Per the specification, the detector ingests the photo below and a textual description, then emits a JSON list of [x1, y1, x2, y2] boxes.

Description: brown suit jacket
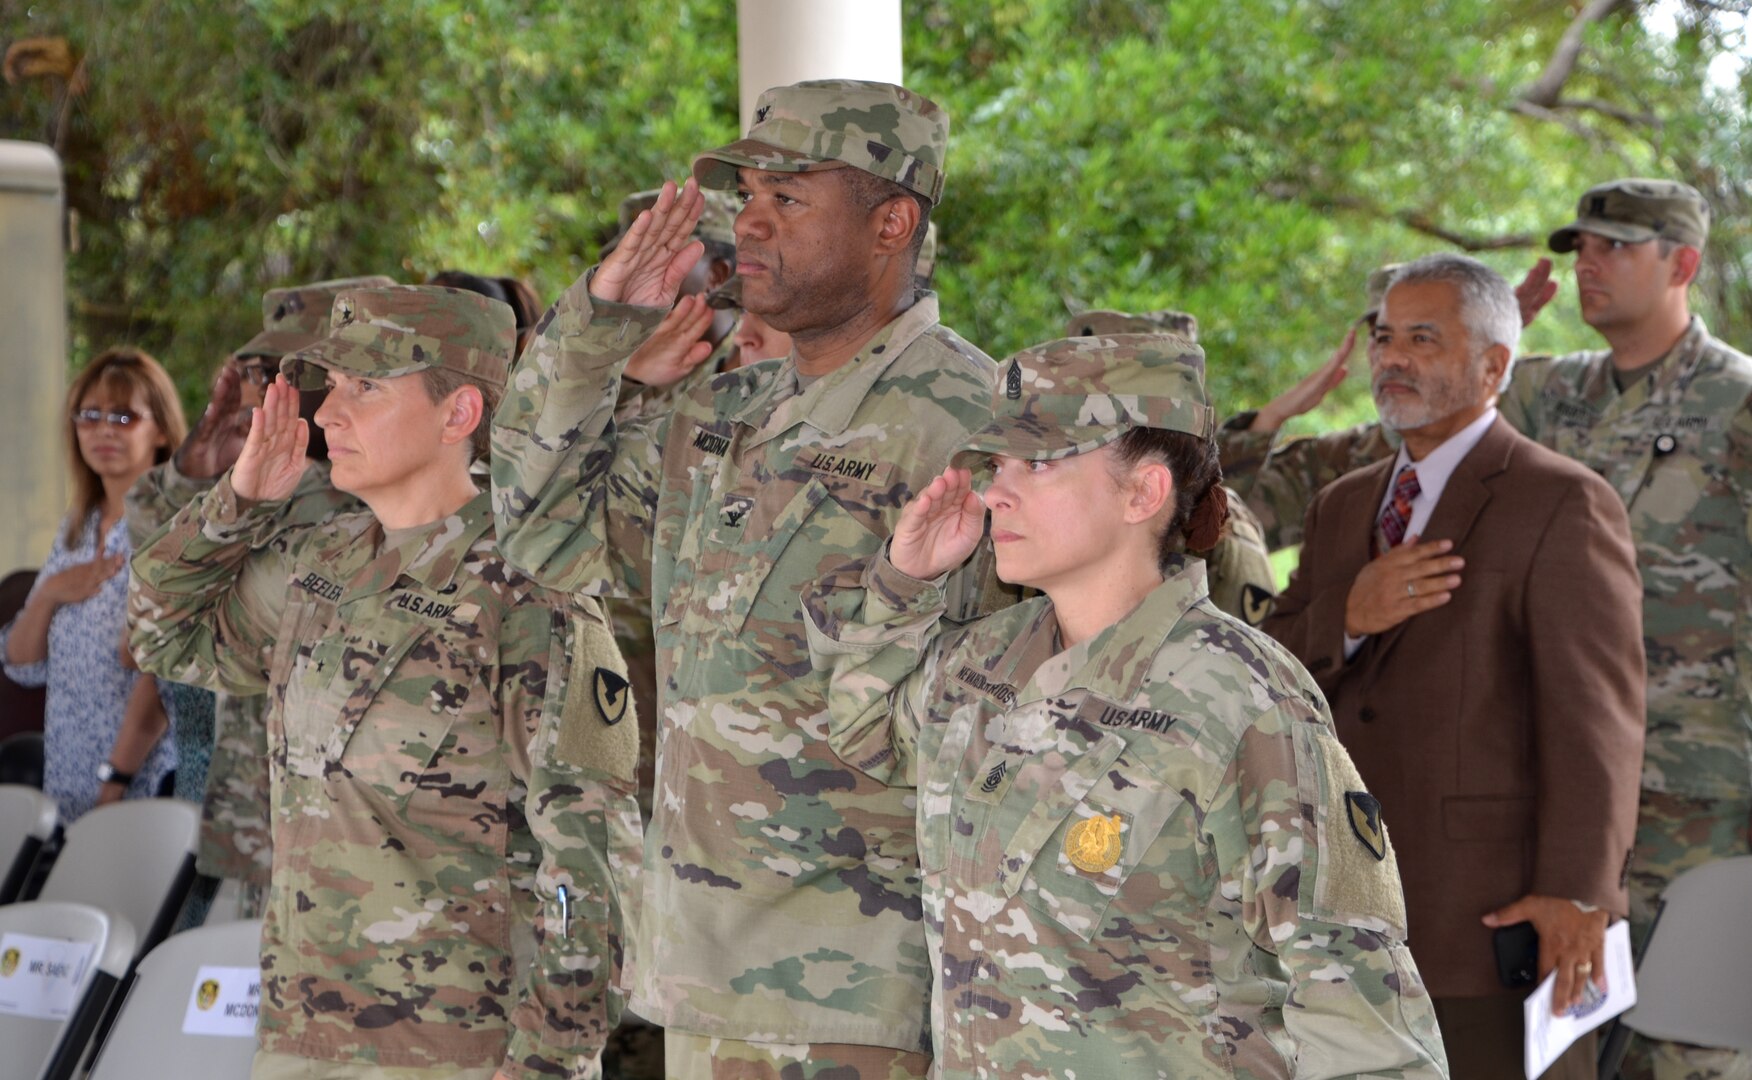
[[1264, 416, 1645, 998]]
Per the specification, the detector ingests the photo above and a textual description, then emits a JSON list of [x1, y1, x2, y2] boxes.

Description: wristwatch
[[95, 762, 135, 786]]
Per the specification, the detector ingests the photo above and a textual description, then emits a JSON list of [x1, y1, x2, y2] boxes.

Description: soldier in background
[[492, 80, 1010, 1077], [803, 334, 1445, 1078], [131, 285, 638, 1080], [126, 276, 386, 916], [1068, 307, 1278, 623], [1505, 181, 1751, 1080]]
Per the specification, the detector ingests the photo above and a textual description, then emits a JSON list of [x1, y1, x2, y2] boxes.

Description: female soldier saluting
[[130, 286, 638, 1080], [804, 334, 1448, 1078]]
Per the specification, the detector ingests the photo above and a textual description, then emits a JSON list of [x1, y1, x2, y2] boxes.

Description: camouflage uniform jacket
[[129, 482, 640, 1079], [1219, 414, 1397, 552], [803, 552, 1446, 1078], [1501, 316, 1752, 800], [127, 457, 358, 883], [491, 277, 1007, 1049]]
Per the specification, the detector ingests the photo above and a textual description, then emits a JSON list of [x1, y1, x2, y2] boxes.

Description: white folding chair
[[37, 798, 198, 961], [0, 899, 136, 1080], [1616, 855, 1752, 1053], [0, 784, 57, 904], [87, 918, 262, 1080]]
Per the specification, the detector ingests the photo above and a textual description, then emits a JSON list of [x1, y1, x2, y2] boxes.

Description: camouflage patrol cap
[[1065, 309, 1199, 343], [282, 285, 515, 391], [1363, 263, 1403, 319], [1549, 178, 1710, 253], [604, 188, 740, 257], [953, 334, 1214, 468], [705, 274, 743, 312], [235, 275, 397, 359], [692, 79, 949, 206]]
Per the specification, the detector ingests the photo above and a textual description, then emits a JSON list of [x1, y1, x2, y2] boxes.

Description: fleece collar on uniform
[[730, 293, 942, 442], [991, 556, 1211, 708]]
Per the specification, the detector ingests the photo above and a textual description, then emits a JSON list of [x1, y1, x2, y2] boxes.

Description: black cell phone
[[1493, 922, 1540, 988]]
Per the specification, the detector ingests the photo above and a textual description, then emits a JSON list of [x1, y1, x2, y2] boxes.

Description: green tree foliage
[[3, 0, 1747, 428]]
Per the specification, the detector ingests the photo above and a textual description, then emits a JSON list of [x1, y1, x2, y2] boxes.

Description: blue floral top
[[0, 512, 177, 821]]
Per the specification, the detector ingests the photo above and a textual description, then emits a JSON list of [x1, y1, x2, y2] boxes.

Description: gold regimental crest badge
[[1064, 812, 1125, 874]]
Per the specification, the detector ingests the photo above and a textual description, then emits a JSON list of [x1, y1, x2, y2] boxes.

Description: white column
[[736, 0, 904, 134], [0, 141, 68, 577]]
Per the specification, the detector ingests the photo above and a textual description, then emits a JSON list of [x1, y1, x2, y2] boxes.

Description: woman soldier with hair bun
[[804, 334, 1448, 1078]]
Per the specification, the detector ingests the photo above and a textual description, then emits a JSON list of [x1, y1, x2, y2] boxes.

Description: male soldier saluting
[[491, 81, 1006, 1077]]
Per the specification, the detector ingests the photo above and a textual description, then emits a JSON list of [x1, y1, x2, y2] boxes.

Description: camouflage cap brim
[[705, 274, 743, 311], [281, 337, 430, 391], [235, 327, 325, 361], [950, 392, 1215, 471], [693, 140, 843, 192], [1548, 218, 1662, 253], [950, 424, 1130, 472]]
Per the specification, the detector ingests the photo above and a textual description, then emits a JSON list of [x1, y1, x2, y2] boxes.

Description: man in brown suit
[[1265, 252, 1645, 1079]]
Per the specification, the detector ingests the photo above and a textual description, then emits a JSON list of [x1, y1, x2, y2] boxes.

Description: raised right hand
[[589, 178, 706, 308], [890, 467, 986, 580], [624, 294, 716, 387], [230, 375, 309, 502], [174, 359, 252, 479], [1250, 325, 1358, 433]]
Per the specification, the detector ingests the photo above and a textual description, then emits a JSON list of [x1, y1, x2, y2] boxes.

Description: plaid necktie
[[1375, 466, 1421, 554]]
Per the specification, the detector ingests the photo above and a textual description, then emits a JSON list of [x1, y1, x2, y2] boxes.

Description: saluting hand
[[1515, 257, 1558, 329], [624, 294, 717, 387], [590, 178, 706, 308], [1344, 535, 1463, 637], [175, 358, 252, 479], [1250, 325, 1358, 434], [230, 375, 309, 503], [890, 467, 986, 581]]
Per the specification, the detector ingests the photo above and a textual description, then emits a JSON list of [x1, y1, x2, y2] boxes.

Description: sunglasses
[[72, 408, 150, 428]]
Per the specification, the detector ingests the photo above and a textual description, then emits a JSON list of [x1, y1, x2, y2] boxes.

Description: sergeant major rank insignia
[[593, 668, 629, 726], [1005, 359, 1023, 400]]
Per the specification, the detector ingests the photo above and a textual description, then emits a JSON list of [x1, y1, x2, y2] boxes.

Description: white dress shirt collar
[[1376, 407, 1499, 541]]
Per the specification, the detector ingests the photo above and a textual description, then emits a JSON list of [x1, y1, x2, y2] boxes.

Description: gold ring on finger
[[1575, 961, 1593, 976]]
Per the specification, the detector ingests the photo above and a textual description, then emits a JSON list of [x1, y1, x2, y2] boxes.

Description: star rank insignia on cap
[[1346, 791, 1387, 861], [593, 667, 629, 726]]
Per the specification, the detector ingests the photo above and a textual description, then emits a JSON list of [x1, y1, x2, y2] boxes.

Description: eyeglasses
[[72, 408, 149, 428]]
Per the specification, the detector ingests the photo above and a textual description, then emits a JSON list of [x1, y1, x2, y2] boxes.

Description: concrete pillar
[[736, 0, 904, 134], [0, 141, 68, 576]]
